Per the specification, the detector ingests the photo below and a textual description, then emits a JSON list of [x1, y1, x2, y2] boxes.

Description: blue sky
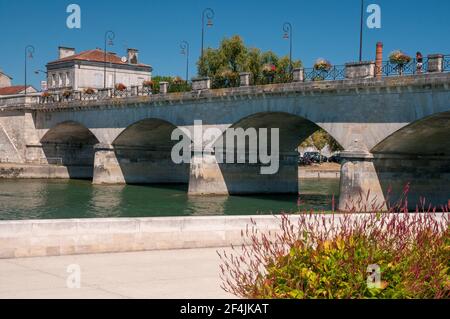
[[0, 0, 449, 89]]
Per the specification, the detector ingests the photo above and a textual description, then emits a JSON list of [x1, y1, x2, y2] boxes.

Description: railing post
[[345, 61, 376, 79], [239, 72, 251, 87], [159, 81, 169, 94], [191, 77, 211, 91], [292, 68, 304, 82], [427, 54, 444, 73]]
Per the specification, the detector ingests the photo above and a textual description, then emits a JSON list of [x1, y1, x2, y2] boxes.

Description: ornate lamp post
[[201, 8, 214, 60], [104, 31, 115, 89], [359, 0, 364, 61], [282, 22, 293, 73], [24, 45, 35, 97], [180, 41, 190, 83]]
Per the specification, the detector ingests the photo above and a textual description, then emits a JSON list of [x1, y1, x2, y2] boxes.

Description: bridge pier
[[92, 144, 125, 184], [188, 151, 299, 195], [339, 151, 450, 211], [338, 151, 386, 212], [92, 144, 189, 185]]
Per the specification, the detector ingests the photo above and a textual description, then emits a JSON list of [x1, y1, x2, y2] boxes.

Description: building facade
[[46, 47, 152, 92]]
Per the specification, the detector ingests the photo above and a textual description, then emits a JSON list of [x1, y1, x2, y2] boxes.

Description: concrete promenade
[[0, 247, 234, 299]]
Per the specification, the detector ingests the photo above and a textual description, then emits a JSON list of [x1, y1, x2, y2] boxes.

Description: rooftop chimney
[[127, 48, 139, 64], [58, 47, 75, 59], [375, 42, 383, 79]]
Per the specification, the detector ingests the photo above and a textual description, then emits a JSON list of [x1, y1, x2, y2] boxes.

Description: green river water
[[0, 179, 339, 220]]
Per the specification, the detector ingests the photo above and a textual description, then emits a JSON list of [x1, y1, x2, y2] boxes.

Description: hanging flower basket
[[314, 58, 332, 71], [84, 88, 95, 95], [41, 92, 51, 98], [115, 83, 127, 91], [389, 51, 411, 75], [262, 64, 276, 75], [172, 76, 184, 85], [142, 80, 153, 88], [389, 50, 412, 65], [62, 90, 72, 98]]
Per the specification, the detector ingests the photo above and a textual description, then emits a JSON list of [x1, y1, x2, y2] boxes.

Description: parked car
[[328, 153, 342, 163], [298, 156, 312, 166], [303, 152, 328, 163]]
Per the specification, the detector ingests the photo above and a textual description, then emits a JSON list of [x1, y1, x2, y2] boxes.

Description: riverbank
[[2, 213, 446, 259], [1, 162, 341, 180], [299, 162, 340, 179], [0, 163, 90, 179]]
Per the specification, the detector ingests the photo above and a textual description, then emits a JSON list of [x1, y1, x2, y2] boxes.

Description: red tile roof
[[0, 86, 29, 95], [47, 49, 149, 67]]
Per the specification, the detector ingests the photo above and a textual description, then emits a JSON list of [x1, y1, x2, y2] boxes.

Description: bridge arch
[[40, 121, 100, 179], [188, 111, 343, 196], [110, 118, 190, 184], [369, 111, 450, 208], [222, 111, 340, 152], [371, 111, 450, 156]]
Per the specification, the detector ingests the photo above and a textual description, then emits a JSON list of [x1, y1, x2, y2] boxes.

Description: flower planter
[[389, 51, 412, 76]]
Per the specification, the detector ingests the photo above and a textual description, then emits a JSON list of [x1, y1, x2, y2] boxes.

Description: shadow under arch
[[208, 111, 342, 195], [40, 121, 100, 179], [111, 118, 191, 185], [370, 111, 450, 209]]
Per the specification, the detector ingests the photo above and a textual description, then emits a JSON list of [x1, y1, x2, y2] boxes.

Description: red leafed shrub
[[218, 190, 450, 299]]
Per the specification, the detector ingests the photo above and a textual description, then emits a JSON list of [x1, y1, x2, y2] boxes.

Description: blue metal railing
[[303, 65, 346, 82], [444, 55, 450, 72]]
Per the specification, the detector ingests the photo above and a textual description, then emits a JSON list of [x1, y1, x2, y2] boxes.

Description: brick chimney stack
[[375, 42, 383, 79]]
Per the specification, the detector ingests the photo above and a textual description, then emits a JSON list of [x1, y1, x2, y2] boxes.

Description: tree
[[151, 75, 191, 93], [300, 129, 343, 153], [197, 35, 302, 87]]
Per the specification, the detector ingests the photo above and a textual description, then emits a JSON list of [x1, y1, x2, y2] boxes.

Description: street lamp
[[283, 22, 293, 73], [180, 41, 190, 83], [359, 0, 364, 61], [201, 8, 214, 60], [34, 69, 47, 75], [104, 30, 115, 89], [24, 45, 35, 97]]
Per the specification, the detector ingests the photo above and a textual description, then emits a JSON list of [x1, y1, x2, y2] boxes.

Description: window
[[66, 72, 70, 86]]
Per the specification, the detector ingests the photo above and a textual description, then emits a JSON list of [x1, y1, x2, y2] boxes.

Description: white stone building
[[45, 47, 152, 92]]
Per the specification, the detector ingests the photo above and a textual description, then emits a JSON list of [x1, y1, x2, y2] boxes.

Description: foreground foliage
[[218, 208, 449, 299]]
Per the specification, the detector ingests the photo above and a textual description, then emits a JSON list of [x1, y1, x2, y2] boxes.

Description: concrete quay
[[0, 247, 234, 299]]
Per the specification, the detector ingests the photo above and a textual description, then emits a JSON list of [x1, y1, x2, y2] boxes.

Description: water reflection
[[187, 195, 228, 216], [0, 179, 340, 220], [87, 185, 125, 218]]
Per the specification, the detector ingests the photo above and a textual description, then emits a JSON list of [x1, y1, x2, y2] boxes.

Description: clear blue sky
[[0, 0, 449, 89]]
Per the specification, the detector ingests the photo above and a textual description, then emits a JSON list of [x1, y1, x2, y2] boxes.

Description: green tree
[[197, 35, 302, 87], [300, 129, 343, 153], [151, 75, 191, 94]]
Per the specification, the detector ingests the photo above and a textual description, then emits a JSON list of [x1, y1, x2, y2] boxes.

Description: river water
[[0, 179, 339, 220]]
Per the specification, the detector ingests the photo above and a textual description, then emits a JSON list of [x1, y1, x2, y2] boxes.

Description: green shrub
[[218, 212, 449, 299]]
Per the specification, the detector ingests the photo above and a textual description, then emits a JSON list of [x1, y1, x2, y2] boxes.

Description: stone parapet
[[345, 61, 376, 79], [292, 68, 304, 82], [428, 54, 444, 73], [1, 214, 446, 258], [192, 77, 211, 91]]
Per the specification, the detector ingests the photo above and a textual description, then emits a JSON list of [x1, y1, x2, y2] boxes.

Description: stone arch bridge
[[1, 73, 449, 211]]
